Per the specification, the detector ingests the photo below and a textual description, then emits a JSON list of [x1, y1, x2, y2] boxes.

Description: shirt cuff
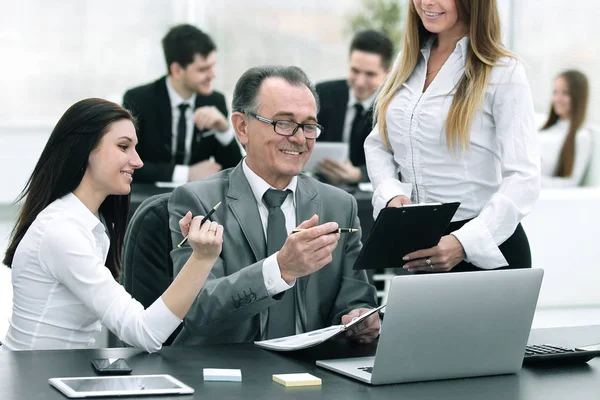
[[213, 126, 235, 146], [262, 252, 295, 296], [451, 217, 508, 269], [372, 178, 413, 219], [172, 165, 190, 183], [146, 297, 183, 343]]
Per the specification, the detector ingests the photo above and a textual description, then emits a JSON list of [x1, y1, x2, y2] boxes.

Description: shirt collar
[[242, 158, 297, 207], [348, 87, 377, 112], [165, 76, 197, 110], [421, 35, 470, 61], [60, 193, 105, 232]]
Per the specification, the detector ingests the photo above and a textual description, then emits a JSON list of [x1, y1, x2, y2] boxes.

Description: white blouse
[[2, 193, 181, 351], [539, 119, 592, 188], [364, 37, 541, 269]]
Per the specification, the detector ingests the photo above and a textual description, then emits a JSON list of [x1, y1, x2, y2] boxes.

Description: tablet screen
[[49, 374, 194, 397]]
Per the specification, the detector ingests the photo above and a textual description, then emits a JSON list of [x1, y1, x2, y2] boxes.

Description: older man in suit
[[168, 66, 379, 346], [123, 24, 242, 184], [316, 30, 393, 184]]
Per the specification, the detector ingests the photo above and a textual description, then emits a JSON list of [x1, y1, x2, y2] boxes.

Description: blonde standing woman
[[364, 0, 541, 273]]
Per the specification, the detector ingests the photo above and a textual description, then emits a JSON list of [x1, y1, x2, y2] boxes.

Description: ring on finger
[[425, 258, 432, 267]]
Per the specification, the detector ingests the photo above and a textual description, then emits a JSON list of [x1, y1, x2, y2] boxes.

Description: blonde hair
[[374, 0, 514, 152]]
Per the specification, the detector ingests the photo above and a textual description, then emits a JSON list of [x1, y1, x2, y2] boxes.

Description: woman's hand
[[387, 195, 412, 207], [179, 212, 223, 262], [402, 235, 465, 273]]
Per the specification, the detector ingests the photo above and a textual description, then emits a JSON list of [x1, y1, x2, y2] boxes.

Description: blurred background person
[[365, 0, 540, 273], [539, 70, 592, 188], [315, 29, 393, 185], [123, 24, 242, 184]]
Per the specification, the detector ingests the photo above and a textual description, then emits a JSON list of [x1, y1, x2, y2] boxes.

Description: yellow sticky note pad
[[273, 373, 322, 387]]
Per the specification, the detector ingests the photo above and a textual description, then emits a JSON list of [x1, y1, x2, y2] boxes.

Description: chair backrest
[[122, 192, 180, 345]]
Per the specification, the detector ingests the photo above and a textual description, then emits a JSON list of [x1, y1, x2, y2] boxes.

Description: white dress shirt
[[539, 120, 592, 188], [342, 88, 377, 144], [165, 78, 236, 183], [364, 36, 541, 269], [2, 193, 181, 351], [242, 159, 297, 296]]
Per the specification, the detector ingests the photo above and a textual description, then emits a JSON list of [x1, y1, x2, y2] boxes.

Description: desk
[[2, 326, 600, 400]]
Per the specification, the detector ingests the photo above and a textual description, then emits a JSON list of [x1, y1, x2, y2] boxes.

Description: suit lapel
[[227, 165, 267, 261], [329, 81, 350, 142], [156, 77, 174, 156], [294, 175, 321, 330]]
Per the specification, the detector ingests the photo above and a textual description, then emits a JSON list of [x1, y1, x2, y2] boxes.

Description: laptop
[[317, 269, 544, 385]]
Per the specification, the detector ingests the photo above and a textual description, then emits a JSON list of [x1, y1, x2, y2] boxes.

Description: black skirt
[[446, 220, 531, 272]]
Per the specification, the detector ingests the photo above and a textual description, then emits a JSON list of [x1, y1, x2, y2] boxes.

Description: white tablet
[[303, 141, 349, 173], [48, 374, 194, 398]]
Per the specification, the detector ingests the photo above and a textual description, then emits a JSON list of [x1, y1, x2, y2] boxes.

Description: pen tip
[[214, 201, 222, 209]]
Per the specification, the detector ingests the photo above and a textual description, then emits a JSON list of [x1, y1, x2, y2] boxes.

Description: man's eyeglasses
[[248, 112, 323, 139]]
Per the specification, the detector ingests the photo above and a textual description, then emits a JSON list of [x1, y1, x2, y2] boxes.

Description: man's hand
[[277, 215, 340, 284], [316, 159, 362, 184], [188, 160, 222, 181], [193, 106, 229, 132], [386, 195, 412, 208], [341, 308, 381, 343]]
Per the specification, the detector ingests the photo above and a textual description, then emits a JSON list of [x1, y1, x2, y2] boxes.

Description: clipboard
[[353, 202, 460, 270]]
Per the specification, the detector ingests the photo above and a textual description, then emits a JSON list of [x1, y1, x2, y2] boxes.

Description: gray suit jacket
[[168, 162, 377, 346]]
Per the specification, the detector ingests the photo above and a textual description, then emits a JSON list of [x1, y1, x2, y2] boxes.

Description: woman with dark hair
[[540, 70, 592, 187], [2, 98, 222, 352]]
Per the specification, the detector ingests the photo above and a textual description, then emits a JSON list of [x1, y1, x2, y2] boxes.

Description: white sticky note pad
[[273, 373, 322, 387], [203, 368, 242, 382]]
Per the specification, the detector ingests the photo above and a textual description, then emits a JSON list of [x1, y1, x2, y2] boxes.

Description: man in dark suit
[[123, 24, 242, 184], [168, 66, 379, 346], [316, 30, 393, 184]]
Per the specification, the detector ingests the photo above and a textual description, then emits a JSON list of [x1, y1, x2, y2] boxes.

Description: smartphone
[[91, 358, 132, 375]]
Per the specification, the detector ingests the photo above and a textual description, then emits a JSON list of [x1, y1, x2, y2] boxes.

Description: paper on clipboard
[[254, 304, 385, 351]]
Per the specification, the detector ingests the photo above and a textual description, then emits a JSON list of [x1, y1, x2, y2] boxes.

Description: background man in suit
[[168, 66, 379, 346], [315, 30, 394, 184], [123, 24, 242, 184]]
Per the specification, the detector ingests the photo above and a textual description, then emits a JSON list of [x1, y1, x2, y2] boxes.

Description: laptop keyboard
[[358, 366, 373, 374]]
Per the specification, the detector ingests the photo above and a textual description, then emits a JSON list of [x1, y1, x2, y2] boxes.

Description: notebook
[[353, 202, 460, 270]]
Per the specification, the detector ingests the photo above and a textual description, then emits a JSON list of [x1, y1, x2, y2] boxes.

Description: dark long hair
[[4, 98, 134, 279], [541, 70, 589, 177]]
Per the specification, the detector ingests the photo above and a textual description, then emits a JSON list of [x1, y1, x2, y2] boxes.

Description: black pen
[[177, 201, 222, 248], [291, 228, 358, 234]]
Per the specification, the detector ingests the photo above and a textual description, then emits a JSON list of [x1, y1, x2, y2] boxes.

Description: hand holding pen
[[177, 211, 223, 261], [177, 201, 222, 248]]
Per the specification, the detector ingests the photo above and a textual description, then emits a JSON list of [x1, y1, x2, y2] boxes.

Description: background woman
[[539, 70, 592, 187], [2, 98, 222, 351], [365, 0, 540, 273]]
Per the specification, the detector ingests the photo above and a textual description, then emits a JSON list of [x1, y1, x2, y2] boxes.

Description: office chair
[[121, 192, 181, 346]]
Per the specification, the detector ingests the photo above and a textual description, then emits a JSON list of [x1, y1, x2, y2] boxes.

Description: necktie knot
[[178, 103, 189, 113], [263, 189, 291, 209], [353, 103, 364, 115]]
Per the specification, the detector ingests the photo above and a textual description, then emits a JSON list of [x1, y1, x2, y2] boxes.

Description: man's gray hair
[[232, 66, 320, 115]]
